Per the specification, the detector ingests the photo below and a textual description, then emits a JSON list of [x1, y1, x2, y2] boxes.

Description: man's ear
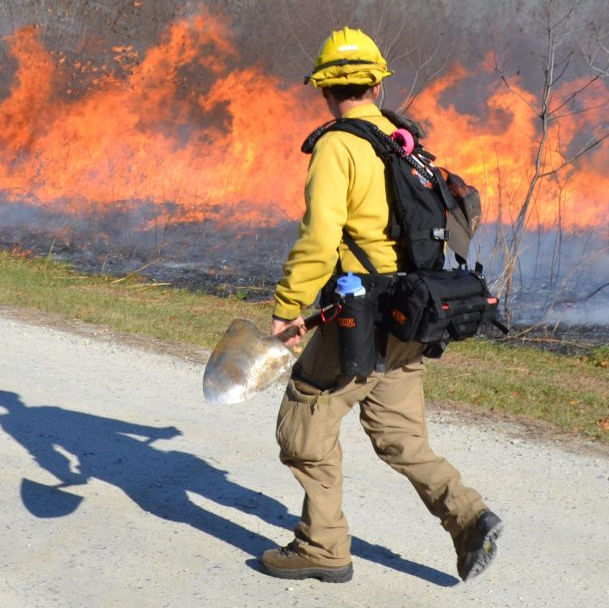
[[371, 84, 381, 99]]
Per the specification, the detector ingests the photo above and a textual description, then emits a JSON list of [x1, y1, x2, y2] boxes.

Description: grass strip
[[1, 251, 607, 443], [0, 251, 270, 347], [426, 339, 609, 442]]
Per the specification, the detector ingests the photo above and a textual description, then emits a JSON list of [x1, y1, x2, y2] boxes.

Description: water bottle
[[335, 272, 366, 298], [334, 272, 376, 376]]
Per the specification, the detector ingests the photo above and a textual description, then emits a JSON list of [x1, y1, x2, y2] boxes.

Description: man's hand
[[271, 316, 306, 348]]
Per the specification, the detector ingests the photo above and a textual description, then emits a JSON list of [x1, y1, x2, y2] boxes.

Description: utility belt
[[322, 231, 507, 376]]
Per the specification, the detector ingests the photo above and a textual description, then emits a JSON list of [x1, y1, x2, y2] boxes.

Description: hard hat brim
[[306, 63, 393, 88]]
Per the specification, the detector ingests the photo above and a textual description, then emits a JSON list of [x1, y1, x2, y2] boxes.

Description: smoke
[[469, 225, 609, 325], [2, 1, 608, 95], [0, 192, 299, 296]]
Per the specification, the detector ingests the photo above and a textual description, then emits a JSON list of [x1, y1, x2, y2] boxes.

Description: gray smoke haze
[[470, 225, 609, 326], [3, 1, 608, 102]]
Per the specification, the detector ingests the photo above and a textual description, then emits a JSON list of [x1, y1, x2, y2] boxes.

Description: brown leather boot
[[260, 541, 353, 583]]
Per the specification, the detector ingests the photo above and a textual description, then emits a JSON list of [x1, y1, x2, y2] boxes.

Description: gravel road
[[1, 312, 608, 608]]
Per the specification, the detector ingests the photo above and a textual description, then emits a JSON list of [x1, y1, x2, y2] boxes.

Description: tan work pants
[[275, 323, 487, 566]]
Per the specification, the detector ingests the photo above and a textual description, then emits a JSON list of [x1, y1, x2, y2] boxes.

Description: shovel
[[202, 303, 341, 405]]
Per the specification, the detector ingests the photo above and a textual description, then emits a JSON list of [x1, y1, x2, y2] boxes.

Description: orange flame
[[1, 12, 607, 232], [0, 12, 325, 225], [409, 61, 609, 230]]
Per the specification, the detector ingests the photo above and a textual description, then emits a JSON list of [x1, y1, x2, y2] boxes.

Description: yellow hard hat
[[304, 27, 392, 88]]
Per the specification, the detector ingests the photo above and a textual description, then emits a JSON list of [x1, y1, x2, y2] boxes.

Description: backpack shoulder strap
[[341, 229, 378, 274], [301, 119, 337, 153], [301, 117, 394, 158]]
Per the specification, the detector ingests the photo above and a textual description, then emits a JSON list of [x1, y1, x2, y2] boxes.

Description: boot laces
[[278, 540, 300, 557]]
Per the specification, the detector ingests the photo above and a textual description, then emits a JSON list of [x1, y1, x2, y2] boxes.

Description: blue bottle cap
[[336, 272, 363, 295]]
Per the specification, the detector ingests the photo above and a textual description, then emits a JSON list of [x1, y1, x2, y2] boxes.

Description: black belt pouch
[[336, 293, 377, 376], [385, 270, 497, 345], [383, 273, 428, 343]]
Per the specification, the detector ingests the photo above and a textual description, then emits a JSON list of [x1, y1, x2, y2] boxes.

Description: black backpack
[[301, 109, 481, 272]]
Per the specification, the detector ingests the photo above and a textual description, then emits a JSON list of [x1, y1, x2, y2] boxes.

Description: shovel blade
[[203, 319, 295, 405]]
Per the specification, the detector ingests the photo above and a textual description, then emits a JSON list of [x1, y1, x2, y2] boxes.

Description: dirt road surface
[[1, 313, 608, 608]]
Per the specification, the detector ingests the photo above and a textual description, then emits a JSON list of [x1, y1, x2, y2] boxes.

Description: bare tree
[[585, 19, 609, 76], [491, 0, 609, 302]]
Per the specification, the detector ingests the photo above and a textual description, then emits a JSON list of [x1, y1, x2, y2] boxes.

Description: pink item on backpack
[[391, 128, 415, 155]]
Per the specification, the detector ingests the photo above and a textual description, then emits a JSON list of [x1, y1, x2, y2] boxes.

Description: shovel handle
[[276, 303, 342, 342]]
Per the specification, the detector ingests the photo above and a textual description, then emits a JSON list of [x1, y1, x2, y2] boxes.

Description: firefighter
[[260, 27, 503, 583]]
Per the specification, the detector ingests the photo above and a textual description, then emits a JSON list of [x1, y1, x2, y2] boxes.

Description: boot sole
[[261, 561, 353, 583], [461, 519, 504, 582]]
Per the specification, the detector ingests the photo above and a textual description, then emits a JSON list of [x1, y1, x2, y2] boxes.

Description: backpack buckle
[[431, 228, 449, 241]]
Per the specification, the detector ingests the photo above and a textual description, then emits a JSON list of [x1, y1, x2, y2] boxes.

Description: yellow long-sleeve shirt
[[273, 103, 402, 320]]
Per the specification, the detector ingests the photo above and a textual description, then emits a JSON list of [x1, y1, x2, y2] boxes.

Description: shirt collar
[[341, 103, 383, 120]]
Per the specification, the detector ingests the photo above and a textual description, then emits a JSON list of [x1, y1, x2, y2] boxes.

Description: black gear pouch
[[321, 273, 392, 377], [383, 274, 428, 343], [384, 269, 504, 356], [336, 292, 377, 376]]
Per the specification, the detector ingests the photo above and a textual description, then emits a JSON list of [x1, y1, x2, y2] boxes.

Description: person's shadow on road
[[0, 390, 458, 586]]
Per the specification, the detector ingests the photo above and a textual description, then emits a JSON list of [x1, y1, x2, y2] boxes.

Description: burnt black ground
[[1, 211, 608, 352]]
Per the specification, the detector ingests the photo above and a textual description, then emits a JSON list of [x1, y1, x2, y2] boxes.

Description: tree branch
[[538, 131, 609, 178]]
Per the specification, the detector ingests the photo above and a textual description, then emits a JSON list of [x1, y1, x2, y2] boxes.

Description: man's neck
[[337, 97, 375, 117]]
